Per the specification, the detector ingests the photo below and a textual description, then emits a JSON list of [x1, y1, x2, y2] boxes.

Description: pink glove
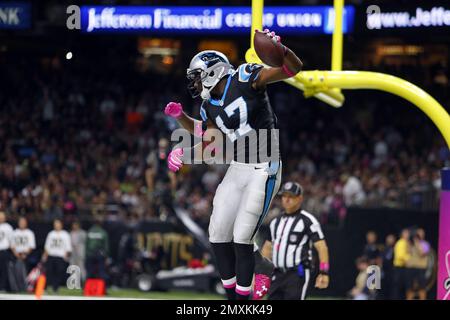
[[165, 102, 183, 119], [258, 28, 292, 75], [167, 148, 184, 172], [256, 28, 282, 45]]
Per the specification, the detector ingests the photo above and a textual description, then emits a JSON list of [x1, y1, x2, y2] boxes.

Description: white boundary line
[[0, 293, 147, 300]]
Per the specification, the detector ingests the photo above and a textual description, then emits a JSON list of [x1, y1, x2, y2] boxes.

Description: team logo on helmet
[[199, 52, 225, 67]]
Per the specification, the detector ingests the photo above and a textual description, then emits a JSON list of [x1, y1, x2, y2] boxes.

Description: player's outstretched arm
[[252, 29, 303, 90], [165, 102, 202, 136], [167, 141, 206, 172]]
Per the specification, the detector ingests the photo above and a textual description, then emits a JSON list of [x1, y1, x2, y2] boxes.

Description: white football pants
[[209, 160, 282, 244]]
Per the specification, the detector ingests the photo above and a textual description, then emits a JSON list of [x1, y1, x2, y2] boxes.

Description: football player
[[164, 29, 303, 300]]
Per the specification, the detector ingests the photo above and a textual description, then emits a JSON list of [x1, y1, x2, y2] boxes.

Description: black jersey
[[200, 63, 279, 164]]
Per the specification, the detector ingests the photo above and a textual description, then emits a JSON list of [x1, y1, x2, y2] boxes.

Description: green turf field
[[47, 287, 225, 300], [41, 288, 340, 300]]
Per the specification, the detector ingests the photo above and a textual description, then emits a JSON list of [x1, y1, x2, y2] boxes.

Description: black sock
[[211, 242, 236, 300], [254, 249, 274, 276], [234, 243, 254, 300], [236, 290, 251, 300], [224, 287, 237, 300]]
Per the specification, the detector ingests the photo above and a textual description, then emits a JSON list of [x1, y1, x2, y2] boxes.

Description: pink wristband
[[194, 122, 204, 137], [320, 262, 330, 272], [282, 44, 288, 56], [282, 64, 296, 77]]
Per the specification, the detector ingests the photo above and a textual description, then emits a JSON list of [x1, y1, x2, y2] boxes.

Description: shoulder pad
[[237, 63, 263, 83]]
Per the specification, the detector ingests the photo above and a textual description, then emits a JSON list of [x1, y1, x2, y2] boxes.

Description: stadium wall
[[23, 207, 438, 298]]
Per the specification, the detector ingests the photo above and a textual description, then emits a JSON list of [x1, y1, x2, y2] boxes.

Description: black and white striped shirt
[[269, 209, 324, 269]]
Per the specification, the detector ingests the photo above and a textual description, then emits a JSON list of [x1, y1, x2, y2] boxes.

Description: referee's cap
[[278, 182, 303, 196]]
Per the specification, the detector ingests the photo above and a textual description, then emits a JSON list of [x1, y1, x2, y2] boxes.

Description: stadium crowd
[[0, 49, 448, 229], [350, 228, 433, 300]]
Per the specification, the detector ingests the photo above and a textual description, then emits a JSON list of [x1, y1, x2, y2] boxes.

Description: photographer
[[405, 228, 430, 300], [392, 229, 410, 299], [145, 138, 177, 216]]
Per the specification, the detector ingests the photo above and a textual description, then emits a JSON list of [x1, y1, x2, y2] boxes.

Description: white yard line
[[0, 293, 147, 300]]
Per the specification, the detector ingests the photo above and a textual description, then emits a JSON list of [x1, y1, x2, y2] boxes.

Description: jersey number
[[215, 97, 252, 142]]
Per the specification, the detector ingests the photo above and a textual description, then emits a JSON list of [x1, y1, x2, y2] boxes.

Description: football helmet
[[186, 50, 234, 100]]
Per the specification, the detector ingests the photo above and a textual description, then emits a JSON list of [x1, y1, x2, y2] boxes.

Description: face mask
[[200, 87, 211, 100]]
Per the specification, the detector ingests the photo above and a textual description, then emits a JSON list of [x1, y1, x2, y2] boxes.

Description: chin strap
[[200, 88, 211, 100]]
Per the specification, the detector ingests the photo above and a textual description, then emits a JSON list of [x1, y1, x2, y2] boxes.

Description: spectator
[[373, 134, 388, 167], [70, 221, 87, 282], [341, 174, 366, 206], [381, 234, 396, 299], [99, 93, 117, 115], [0, 212, 13, 292], [392, 229, 410, 299], [44, 195, 64, 223], [115, 224, 138, 288], [405, 228, 430, 300], [42, 219, 72, 293], [85, 217, 109, 282], [349, 257, 370, 300], [362, 231, 381, 265], [146, 138, 177, 214], [0, 49, 446, 227]]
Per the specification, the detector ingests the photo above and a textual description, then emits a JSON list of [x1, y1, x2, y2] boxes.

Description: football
[[253, 30, 285, 67]]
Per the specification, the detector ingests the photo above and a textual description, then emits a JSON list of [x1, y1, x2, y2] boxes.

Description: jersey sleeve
[[304, 212, 325, 243], [9, 230, 17, 249], [65, 232, 72, 253], [7, 224, 13, 242], [44, 232, 51, 252], [29, 231, 36, 250], [237, 63, 264, 91]]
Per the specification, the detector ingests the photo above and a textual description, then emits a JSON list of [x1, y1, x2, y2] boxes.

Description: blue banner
[[0, 2, 31, 29], [80, 6, 355, 34]]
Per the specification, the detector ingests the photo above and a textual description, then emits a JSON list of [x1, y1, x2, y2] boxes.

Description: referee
[[261, 182, 330, 300]]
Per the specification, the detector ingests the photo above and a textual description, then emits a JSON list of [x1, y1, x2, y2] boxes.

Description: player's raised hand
[[165, 102, 183, 119], [259, 28, 281, 45], [253, 28, 302, 85], [167, 148, 184, 172]]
